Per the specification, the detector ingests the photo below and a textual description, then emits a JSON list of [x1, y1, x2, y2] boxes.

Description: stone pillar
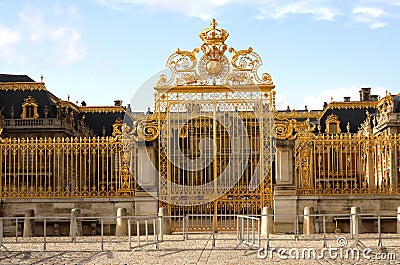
[[350, 207, 362, 237], [261, 207, 273, 235], [135, 143, 158, 234], [69, 208, 82, 237], [115, 208, 128, 236], [397, 206, 400, 234], [158, 207, 170, 240], [273, 141, 297, 233], [137, 144, 157, 191], [23, 209, 35, 237], [303, 206, 315, 234]]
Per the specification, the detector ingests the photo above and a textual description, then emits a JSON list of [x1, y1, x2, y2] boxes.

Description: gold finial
[[199, 19, 229, 46], [210, 18, 217, 29], [199, 19, 229, 57]]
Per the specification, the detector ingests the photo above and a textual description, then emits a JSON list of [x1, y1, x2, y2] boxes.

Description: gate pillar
[[135, 143, 158, 217], [273, 140, 297, 233]]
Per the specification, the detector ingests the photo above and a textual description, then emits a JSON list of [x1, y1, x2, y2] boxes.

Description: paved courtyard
[[1, 233, 400, 264]]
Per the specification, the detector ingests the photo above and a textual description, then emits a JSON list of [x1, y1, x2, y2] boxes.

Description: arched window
[[21, 96, 39, 119], [325, 114, 341, 134]]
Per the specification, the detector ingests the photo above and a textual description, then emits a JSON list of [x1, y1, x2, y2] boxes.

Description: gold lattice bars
[[0, 137, 135, 198], [295, 133, 399, 195]]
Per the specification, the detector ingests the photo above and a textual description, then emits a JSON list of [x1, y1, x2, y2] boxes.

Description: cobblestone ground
[[1, 233, 400, 264]]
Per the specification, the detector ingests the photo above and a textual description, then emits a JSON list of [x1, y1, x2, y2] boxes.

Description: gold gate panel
[[295, 133, 400, 195], [0, 136, 136, 198]]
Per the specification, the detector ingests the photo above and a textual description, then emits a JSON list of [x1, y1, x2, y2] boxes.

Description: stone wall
[[0, 198, 136, 236], [297, 196, 399, 233]]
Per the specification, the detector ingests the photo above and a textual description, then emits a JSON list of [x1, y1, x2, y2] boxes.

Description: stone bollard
[[0, 218, 3, 246], [69, 208, 82, 237], [397, 206, 400, 234], [115, 208, 128, 236], [261, 207, 274, 235], [303, 206, 315, 234], [23, 209, 35, 237], [158, 207, 170, 241], [350, 206, 362, 237]]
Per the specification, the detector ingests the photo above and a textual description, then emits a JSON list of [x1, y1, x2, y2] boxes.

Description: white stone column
[[115, 208, 128, 236], [23, 209, 35, 237], [158, 207, 170, 240], [350, 206, 362, 237], [303, 206, 315, 234], [69, 208, 82, 237], [261, 207, 273, 235], [397, 206, 400, 234]]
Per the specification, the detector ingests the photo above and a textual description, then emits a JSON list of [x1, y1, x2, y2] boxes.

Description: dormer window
[[21, 96, 39, 119], [325, 114, 341, 134]]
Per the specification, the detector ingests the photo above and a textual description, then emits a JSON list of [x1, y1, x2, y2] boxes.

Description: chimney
[[344, 96, 351, 102], [359, 88, 371, 101], [114, 100, 122, 106], [370, 95, 379, 101]]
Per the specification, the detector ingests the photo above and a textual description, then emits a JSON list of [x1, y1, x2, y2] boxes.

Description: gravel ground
[[1, 233, 400, 264]]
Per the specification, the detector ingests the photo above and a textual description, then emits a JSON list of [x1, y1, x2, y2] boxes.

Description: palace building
[[1, 20, 400, 235]]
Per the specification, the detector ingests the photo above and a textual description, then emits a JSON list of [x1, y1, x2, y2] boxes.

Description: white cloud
[[353, 7, 385, 18], [0, 27, 22, 61], [352, 6, 388, 29], [50, 27, 87, 65], [0, 5, 86, 65], [266, 1, 339, 21], [144, 0, 240, 20], [275, 93, 290, 110], [301, 86, 387, 110], [96, 0, 400, 29], [18, 6, 48, 42], [96, 0, 338, 21]]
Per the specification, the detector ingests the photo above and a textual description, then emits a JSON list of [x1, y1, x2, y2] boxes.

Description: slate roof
[[0, 90, 59, 119], [0, 74, 35, 82], [82, 111, 125, 136], [318, 106, 377, 133], [393, 96, 400, 113]]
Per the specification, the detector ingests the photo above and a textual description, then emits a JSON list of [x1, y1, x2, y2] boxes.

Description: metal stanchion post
[[137, 220, 140, 247], [378, 214, 383, 248], [246, 218, 249, 243], [145, 219, 148, 244], [43, 218, 47, 251], [257, 219, 261, 248], [323, 215, 327, 248], [186, 215, 189, 240], [15, 218, 18, 243], [182, 215, 185, 241], [101, 218, 104, 252], [154, 218, 160, 250], [212, 215, 215, 249], [252, 219, 255, 246], [236, 216, 239, 241], [128, 218, 131, 250]]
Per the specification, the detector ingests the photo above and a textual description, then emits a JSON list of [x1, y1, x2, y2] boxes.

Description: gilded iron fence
[[0, 137, 136, 198], [295, 133, 399, 195]]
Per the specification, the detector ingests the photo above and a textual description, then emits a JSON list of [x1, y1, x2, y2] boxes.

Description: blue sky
[[1, 0, 399, 111]]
